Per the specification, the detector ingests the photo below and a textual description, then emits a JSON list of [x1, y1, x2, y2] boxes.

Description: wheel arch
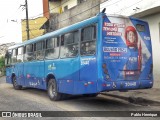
[[46, 73, 57, 88], [11, 73, 16, 83]]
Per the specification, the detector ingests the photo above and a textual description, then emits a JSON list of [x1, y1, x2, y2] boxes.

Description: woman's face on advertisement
[[128, 31, 135, 43]]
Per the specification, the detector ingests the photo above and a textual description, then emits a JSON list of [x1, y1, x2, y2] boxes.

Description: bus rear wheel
[[12, 76, 22, 90], [47, 79, 62, 101]]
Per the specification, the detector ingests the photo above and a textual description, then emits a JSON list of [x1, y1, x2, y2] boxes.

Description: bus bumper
[[98, 80, 153, 92]]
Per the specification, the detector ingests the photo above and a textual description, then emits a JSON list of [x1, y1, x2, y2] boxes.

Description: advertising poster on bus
[[102, 16, 153, 81]]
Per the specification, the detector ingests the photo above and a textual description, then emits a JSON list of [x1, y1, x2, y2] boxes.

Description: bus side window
[[17, 47, 23, 63], [5, 50, 11, 66], [45, 37, 59, 59], [24, 44, 35, 61], [80, 25, 96, 55], [11, 49, 17, 63], [35, 41, 44, 60], [60, 31, 79, 58]]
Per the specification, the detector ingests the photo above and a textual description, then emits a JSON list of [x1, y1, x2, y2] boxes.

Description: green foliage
[[0, 56, 5, 68], [0, 56, 5, 76]]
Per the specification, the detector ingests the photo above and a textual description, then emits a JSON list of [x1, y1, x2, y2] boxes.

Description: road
[[0, 76, 159, 120]]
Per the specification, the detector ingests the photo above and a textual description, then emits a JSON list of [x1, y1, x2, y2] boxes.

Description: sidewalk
[[102, 88, 160, 105]]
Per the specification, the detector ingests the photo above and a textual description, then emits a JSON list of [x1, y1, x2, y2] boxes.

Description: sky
[[0, 0, 43, 44]]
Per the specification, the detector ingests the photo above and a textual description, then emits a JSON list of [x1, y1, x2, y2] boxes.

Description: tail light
[[148, 64, 153, 79], [102, 63, 110, 80], [102, 63, 106, 69]]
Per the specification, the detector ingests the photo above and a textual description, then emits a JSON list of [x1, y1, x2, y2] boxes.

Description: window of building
[[45, 37, 60, 59], [77, 0, 86, 4], [60, 31, 79, 58], [80, 25, 96, 55], [64, 5, 68, 11]]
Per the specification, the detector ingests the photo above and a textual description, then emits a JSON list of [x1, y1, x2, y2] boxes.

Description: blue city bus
[[5, 12, 153, 101]]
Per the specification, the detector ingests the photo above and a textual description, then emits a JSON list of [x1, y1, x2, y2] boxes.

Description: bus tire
[[12, 76, 22, 90], [47, 79, 62, 101]]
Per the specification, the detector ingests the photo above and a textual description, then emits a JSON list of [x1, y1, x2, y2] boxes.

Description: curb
[[101, 92, 160, 106]]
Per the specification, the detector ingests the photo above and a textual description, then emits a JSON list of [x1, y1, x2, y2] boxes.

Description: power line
[[48, 1, 106, 25], [19, 0, 146, 38], [100, 0, 122, 10], [7, 0, 25, 22], [21, 0, 120, 33], [115, 0, 143, 14], [22, 28, 45, 33], [29, 0, 70, 19], [29, 30, 36, 38], [19, 0, 70, 24]]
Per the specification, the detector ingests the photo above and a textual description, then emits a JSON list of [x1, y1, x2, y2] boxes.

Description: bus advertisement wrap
[[102, 15, 153, 89]]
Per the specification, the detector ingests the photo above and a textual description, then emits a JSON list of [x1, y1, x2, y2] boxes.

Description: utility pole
[[25, 0, 30, 40]]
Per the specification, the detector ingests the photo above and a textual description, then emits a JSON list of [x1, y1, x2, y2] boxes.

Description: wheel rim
[[49, 82, 56, 98]]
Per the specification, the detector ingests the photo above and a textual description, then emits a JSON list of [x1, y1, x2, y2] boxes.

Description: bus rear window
[[136, 24, 145, 32]]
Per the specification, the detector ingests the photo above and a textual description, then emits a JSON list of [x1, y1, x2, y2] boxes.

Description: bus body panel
[[45, 57, 80, 94], [15, 63, 24, 86], [76, 55, 98, 94], [6, 67, 12, 84], [23, 61, 45, 89]]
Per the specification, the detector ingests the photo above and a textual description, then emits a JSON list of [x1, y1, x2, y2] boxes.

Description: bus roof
[[8, 13, 148, 50]]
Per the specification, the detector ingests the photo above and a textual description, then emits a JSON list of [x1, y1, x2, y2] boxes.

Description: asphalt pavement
[[102, 87, 160, 106], [0, 76, 160, 119]]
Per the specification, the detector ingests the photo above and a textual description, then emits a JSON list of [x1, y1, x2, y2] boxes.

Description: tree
[[0, 56, 5, 76], [0, 56, 5, 68]]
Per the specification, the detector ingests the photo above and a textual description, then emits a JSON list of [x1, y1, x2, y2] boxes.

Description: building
[[48, 0, 106, 32], [49, 0, 89, 14], [132, 6, 160, 88], [21, 17, 48, 41], [22, 0, 49, 41]]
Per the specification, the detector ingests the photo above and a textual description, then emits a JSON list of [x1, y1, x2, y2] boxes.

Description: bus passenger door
[[23, 42, 45, 89]]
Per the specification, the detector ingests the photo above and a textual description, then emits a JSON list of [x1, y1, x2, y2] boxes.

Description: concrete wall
[[141, 13, 160, 88], [49, 0, 77, 14], [49, 0, 100, 31], [49, 1, 61, 14], [61, 0, 77, 12]]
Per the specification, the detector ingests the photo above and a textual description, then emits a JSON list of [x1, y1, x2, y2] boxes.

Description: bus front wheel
[[12, 76, 22, 90], [47, 79, 62, 101]]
